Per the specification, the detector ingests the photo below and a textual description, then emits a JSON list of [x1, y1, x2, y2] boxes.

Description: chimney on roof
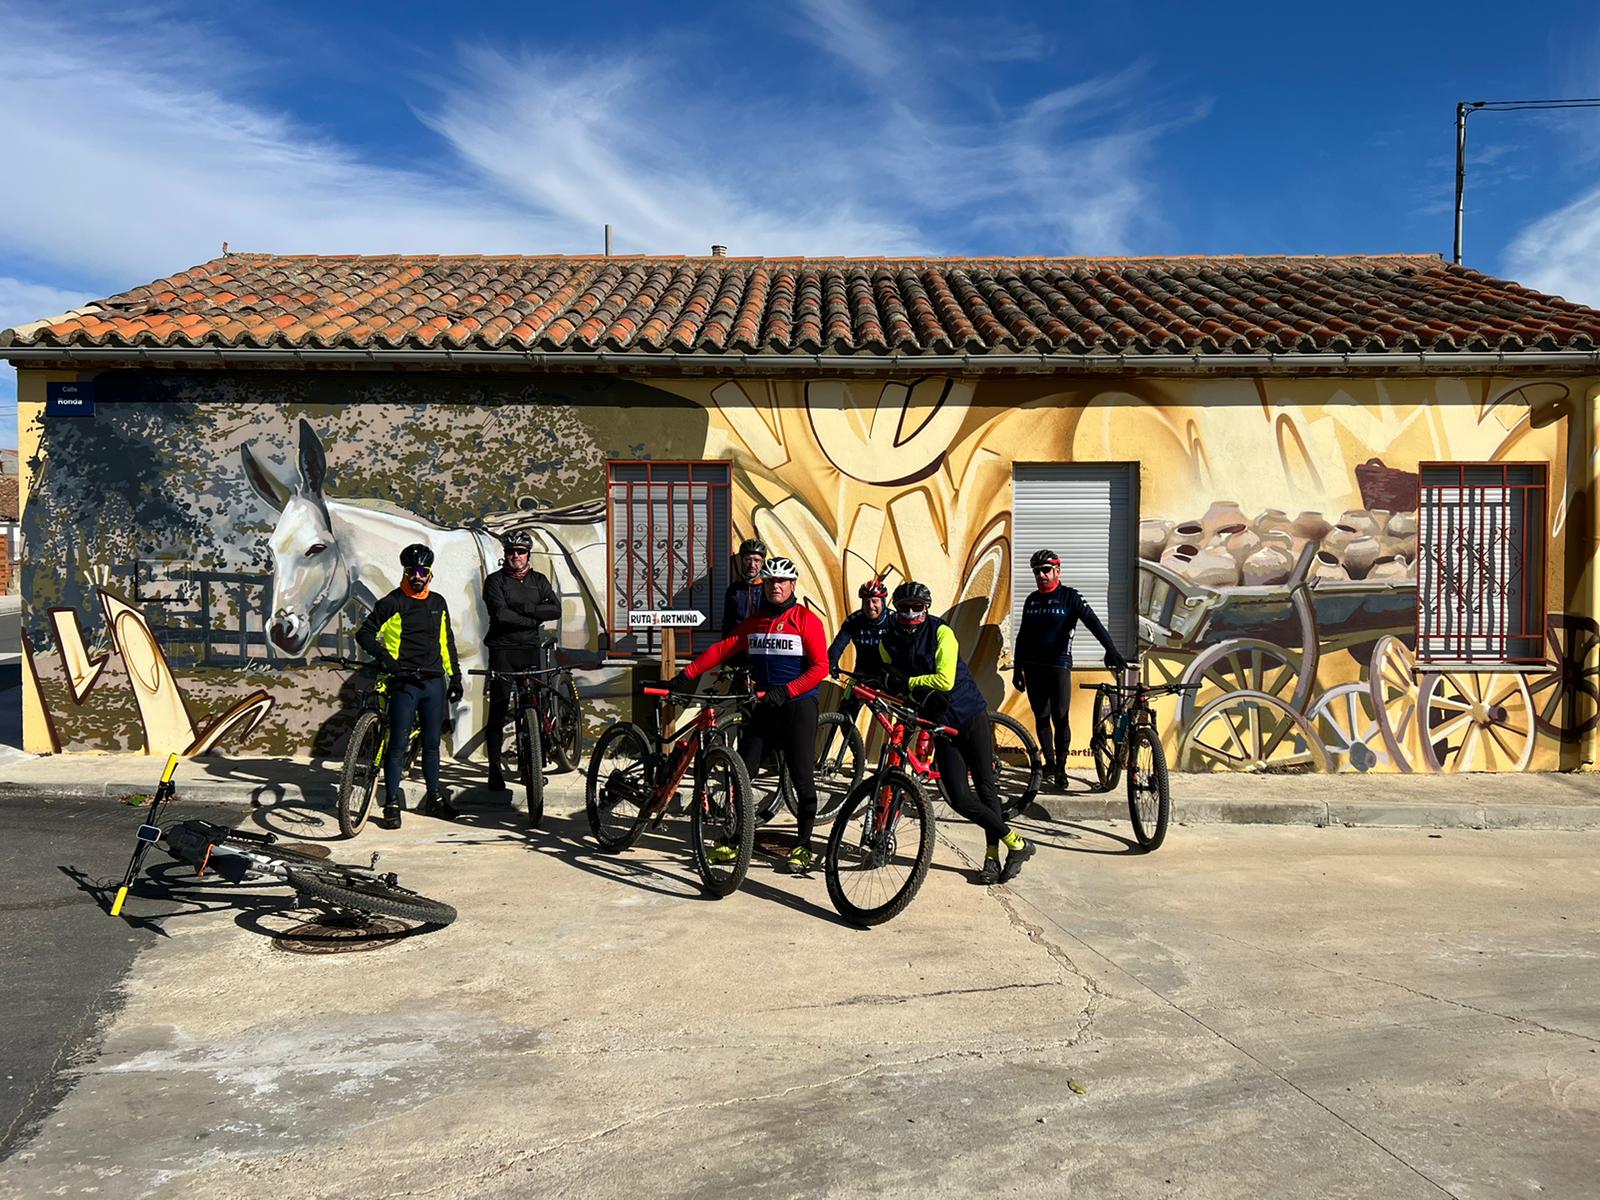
[[710, 244, 727, 258], [604, 224, 612, 257]]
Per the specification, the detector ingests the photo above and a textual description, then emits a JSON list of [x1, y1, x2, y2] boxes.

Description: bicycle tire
[[824, 768, 936, 927], [783, 711, 866, 825], [1126, 724, 1171, 851], [1091, 689, 1123, 794], [286, 866, 457, 926], [689, 743, 756, 898], [585, 721, 654, 852], [337, 711, 385, 839], [992, 712, 1042, 821], [547, 673, 583, 773], [518, 708, 545, 828]]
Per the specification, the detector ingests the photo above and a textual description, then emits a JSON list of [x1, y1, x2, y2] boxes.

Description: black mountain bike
[[470, 646, 583, 828], [330, 659, 423, 840], [1083, 666, 1199, 851], [112, 755, 456, 926]]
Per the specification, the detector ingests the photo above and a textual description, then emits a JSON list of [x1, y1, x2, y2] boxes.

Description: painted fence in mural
[[15, 367, 1599, 772]]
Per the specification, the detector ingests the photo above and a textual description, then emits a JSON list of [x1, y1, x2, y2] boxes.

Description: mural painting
[[16, 366, 1599, 774]]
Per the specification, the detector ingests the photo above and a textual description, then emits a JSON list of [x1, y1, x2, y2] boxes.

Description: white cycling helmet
[[761, 556, 799, 581]]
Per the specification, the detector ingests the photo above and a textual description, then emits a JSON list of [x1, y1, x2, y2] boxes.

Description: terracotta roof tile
[[6, 253, 1600, 360]]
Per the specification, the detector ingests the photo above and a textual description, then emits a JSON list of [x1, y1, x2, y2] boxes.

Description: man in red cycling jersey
[[669, 555, 829, 873]]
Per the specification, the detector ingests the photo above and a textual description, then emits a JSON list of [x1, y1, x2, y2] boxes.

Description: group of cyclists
[[354, 530, 1126, 885]]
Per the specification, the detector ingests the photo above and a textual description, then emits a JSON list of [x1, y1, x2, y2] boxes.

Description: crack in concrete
[[1205, 929, 1600, 1047], [775, 979, 1066, 1011]]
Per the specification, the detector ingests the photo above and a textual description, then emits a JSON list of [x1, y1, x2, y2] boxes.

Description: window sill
[[1415, 661, 1550, 674]]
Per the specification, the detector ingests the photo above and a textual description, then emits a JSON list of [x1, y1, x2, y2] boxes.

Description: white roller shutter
[[1010, 464, 1137, 659]]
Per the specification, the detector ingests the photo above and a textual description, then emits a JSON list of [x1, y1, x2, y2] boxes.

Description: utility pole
[[1452, 97, 1600, 265]]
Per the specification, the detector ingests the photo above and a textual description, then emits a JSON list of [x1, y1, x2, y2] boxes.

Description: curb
[[7, 777, 1600, 831]]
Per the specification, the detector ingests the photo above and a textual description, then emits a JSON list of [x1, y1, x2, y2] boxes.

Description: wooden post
[[659, 626, 677, 739]]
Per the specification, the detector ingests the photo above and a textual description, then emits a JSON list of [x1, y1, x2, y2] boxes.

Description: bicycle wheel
[[518, 708, 545, 828], [992, 712, 1042, 821], [784, 711, 865, 825], [337, 711, 385, 839], [1091, 690, 1123, 793], [1126, 724, 1171, 851], [585, 722, 654, 851], [546, 673, 583, 773], [825, 769, 936, 927], [286, 866, 457, 926], [689, 743, 755, 898]]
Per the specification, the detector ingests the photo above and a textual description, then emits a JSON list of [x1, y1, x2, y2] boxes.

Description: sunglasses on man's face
[[1033, 566, 1058, 575], [895, 602, 928, 615], [507, 549, 530, 556]]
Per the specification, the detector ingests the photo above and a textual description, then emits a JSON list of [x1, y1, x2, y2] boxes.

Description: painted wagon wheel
[[1306, 682, 1391, 773], [1367, 635, 1419, 774], [1526, 614, 1600, 742], [1417, 671, 1537, 773], [1177, 689, 1332, 774], [1178, 637, 1315, 728], [1140, 647, 1194, 758]]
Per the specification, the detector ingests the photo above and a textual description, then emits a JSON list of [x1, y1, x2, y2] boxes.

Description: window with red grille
[[1417, 463, 1547, 663], [606, 461, 731, 658]]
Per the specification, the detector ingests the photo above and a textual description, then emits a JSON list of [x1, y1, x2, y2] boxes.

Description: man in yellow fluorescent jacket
[[356, 543, 464, 829]]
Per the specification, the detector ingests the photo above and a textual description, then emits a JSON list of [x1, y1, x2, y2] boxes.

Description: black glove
[[1104, 651, 1129, 672], [1012, 669, 1026, 693], [759, 687, 790, 710], [666, 672, 697, 697], [448, 678, 464, 704], [377, 655, 401, 676], [882, 669, 910, 697]]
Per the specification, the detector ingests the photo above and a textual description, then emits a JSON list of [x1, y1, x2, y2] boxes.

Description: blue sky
[[4, 0, 1600, 445]]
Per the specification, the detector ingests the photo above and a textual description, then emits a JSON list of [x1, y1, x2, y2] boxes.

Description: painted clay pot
[[1242, 543, 1294, 587], [1321, 523, 1360, 557], [1291, 511, 1332, 542], [1380, 532, 1418, 563], [1139, 518, 1173, 561], [1187, 543, 1241, 588], [1341, 535, 1382, 580], [1309, 551, 1349, 583], [1368, 555, 1410, 582], [1217, 523, 1262, 567], [1171, 521, 1205, 549], [1260, 529, 1295, 551], [1339, 509, 1380, 538], [1201, 500, 1247, 537], [1369, 509, 1393, 534], [1386, 512, 1417, 539], [1160, 544, 1199, 576], [1252, 508, 1294, 539]]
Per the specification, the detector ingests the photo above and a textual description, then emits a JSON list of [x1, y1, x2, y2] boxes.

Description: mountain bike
[[469, 647, 583, 827], [327, 658, 424, 840], [111, 755, 456, 926], [1082, 666, 1199, 851], [822, 677, 960, 927], [584, 685, 757, 898], [710, 667, 865, 827]]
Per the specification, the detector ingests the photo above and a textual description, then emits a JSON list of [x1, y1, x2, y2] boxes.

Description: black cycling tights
[[935, 711, 1009, 843], [1023, 665, 1073, 771], [737, 694, 819, 850]]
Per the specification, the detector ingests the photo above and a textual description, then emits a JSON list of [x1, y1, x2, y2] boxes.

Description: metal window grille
[[1417, 462, 1546, 663], [607, 461, 731, 657]]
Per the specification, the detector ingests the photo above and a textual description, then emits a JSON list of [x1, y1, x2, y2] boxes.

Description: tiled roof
[[0, 478, 18, 522], [5, 253, 1600, 358]]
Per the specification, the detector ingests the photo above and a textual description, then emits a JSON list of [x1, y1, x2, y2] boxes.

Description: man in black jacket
[[481, 529, 562, 792]]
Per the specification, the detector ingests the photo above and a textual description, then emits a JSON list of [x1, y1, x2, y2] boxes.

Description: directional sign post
[[628, 611, 708, 735]]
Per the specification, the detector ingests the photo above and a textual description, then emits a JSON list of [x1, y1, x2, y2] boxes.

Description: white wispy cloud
[[0, 276, 98, 447], [1504, 186, 1600, 306]]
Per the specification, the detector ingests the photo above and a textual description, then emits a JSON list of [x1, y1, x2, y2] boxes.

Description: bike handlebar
[[643, 686, 761, 705], [467, 667, 559, 679]]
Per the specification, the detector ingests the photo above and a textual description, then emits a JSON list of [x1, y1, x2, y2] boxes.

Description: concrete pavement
[[1, 808, 1596, 1198]]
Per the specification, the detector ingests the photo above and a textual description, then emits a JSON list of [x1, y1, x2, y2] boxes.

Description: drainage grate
[[273, 915, 409, 955]]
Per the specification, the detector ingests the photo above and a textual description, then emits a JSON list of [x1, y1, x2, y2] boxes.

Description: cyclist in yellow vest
[[356, 543, 463, 828]]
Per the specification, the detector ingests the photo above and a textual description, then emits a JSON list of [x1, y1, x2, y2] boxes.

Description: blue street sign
[[45, 381, 95, 417]]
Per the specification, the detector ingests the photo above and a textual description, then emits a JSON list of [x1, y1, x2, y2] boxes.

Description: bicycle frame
[[837, 679, 956, 836], [640, 687, 753, 819]]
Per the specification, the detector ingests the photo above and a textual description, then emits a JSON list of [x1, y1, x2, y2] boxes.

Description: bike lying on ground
[[1083, 666, 1199, 852], [469, 645, 583, 828], [111, 755, 457, 926], [585, 685, 757, 898]]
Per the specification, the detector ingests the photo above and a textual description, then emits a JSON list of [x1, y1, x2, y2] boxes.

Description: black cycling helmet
[[1029, 548, 1060, 572], [858, 578, 888, 599], [891, 580, 933, 626], [502, 529, 533, 554], [400, 543, 435, 572], [738, 537, 769, 559]]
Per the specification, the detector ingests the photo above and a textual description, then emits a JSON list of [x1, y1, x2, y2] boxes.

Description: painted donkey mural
[[241, 419, 608, 749]]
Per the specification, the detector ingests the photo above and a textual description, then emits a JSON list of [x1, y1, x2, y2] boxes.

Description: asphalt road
[[0, 604, 18, 658], [1, 801, 1597, 1198], [0, 795, 240, 1161]]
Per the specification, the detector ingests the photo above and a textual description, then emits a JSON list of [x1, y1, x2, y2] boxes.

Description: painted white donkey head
[[241, 419, 351, 657]]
